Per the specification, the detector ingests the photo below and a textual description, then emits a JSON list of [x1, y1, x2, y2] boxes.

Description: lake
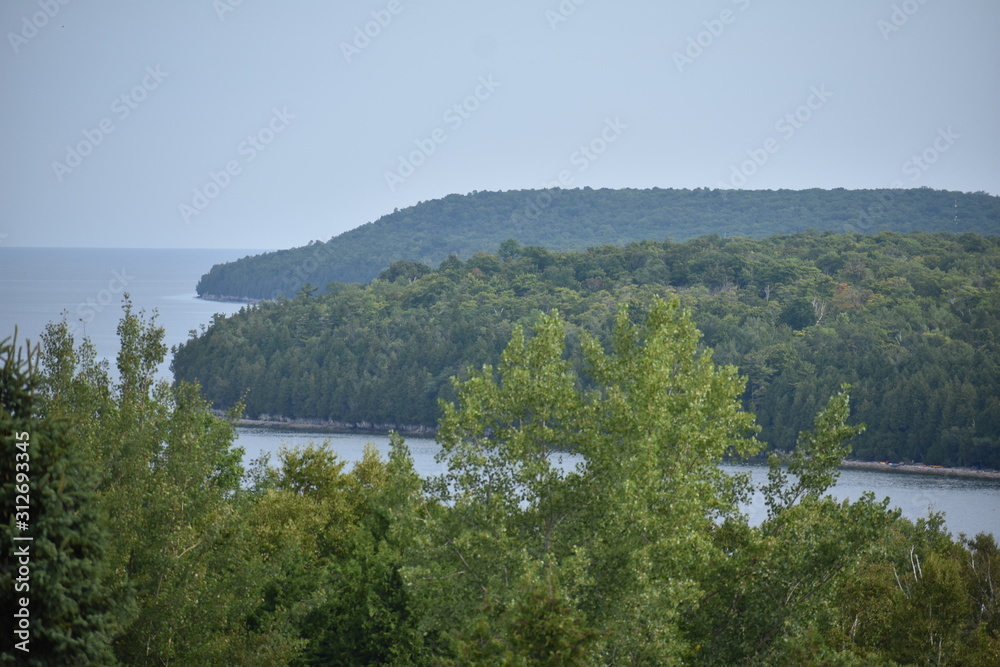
[[2, 247, 998, 540]]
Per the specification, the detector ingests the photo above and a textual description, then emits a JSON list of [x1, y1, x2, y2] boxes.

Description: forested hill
[[174, 231, 1000, 468], [196, 188, 1000, 301]]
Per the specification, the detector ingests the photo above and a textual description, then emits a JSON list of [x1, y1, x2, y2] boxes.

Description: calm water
[[236, 428, 1000, 539], [2, 248, 998, 539], [0, 247, 266, 379]]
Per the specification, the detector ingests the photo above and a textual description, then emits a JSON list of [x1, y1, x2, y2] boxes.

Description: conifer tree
[[1, 334, 122, 665]]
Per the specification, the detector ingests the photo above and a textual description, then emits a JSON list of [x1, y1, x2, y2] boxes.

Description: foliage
[[35, 301, 304, 665], [764, 384, 864, 517], [176, 231, 1000, 468], [9, 295, 1000, 663], [0, 334, 122, 665], [413, 304, 996, 663], [195, 188, 1000, 300], [244, 441, 427, 666]]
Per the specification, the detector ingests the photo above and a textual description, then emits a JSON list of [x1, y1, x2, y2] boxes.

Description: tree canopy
[[195, 187, 1000, 301], [6, 299, 1000, 663], [176, 231, 1000, 468], [1, 334, 121, 664]]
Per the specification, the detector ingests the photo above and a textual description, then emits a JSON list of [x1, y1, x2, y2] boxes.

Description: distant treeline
[[195, 187, 1000, 301], [174, 231, 1000, 468]]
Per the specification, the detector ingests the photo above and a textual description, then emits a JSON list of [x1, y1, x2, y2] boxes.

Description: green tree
[[764, 384, 864, 517], [36, 302, 302, 665], [243, 438, 428, 666], [1, 333, 123, 665], [178, 231, 1000, 469], [420, 297, 761, 663]]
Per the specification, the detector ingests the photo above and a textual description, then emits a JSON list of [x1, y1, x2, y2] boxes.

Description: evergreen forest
[[175, 231, 1000, 469], [194, 188, 1000, 301]]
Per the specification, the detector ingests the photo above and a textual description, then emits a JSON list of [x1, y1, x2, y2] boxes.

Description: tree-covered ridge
[[195, 187, 1000, 300], [174, 231, 1000, 468]]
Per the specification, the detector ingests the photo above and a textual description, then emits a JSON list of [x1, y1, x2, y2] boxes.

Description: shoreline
[[233, 417, 437, 438], [198, 293, 261, 305], [230, 417, 1000, 481], [839, 459, 1000, 481]]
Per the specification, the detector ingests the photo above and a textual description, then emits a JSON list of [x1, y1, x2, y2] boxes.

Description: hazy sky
[[2, 0, 997, 249]]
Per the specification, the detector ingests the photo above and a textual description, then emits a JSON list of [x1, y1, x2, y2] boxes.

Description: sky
[[1, 0, 998, 250]]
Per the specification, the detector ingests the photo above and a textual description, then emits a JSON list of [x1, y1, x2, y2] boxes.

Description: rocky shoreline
[[840, 459, 1000, 481], [234, 417, 437, 438]]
